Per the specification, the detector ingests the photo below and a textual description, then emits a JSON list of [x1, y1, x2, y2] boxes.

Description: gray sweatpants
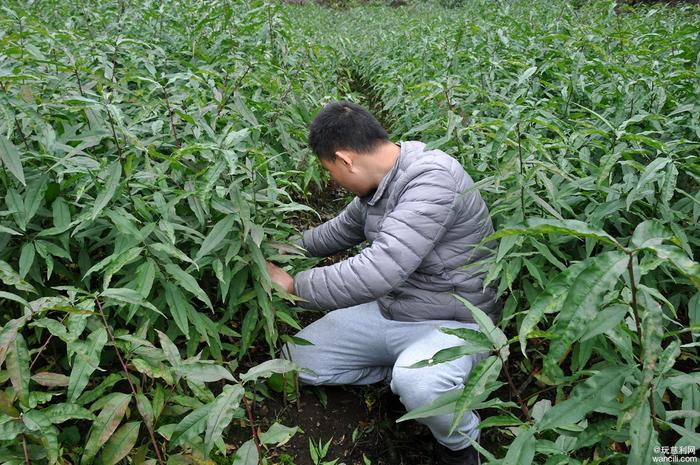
[[282, 301, 489, 451]]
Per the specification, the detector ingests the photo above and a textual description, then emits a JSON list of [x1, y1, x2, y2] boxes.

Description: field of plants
[[0, 0, 698, 464]]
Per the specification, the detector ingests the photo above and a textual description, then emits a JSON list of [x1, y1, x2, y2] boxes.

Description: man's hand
[[266, 261, 295, 294]]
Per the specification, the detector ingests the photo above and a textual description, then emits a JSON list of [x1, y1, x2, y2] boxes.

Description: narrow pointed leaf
[[486, 218, 621, 248], [503, 428, 535, 465], [82, 393, 131, 464], [92, 161, 122, 220], [23, 410, 59, 464], [100, 421, 140, 465], [101, 288, 164, 317], [543, 251, 628, 379], [519, 261, 588, 358], [536, 366, 630, 431], [7, 333, 30, 408], [68, 327, 108, 402], [135, 393, 154, 434], [164, 263, 212, 310], [195, 215, 236, 262], [204, 384, 245, 454], [169, 403, 213, 448], [449, 355, 503, 434], [241, 358, 296, 383], [0, 135, 25, 186], [231, 439, 259, 465]]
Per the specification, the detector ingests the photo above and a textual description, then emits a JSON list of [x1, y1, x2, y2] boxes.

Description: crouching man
[[266, 101, 500, 465]]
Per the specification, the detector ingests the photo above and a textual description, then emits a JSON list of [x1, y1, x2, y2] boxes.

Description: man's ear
[[335, 150, 355, 171]]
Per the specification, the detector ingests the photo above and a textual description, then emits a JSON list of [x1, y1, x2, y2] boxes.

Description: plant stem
[[161, 82, 181, 148], [500, 352, 531, 420], [30, 315, 68, 370], [22, 435, 30, 465], [105, 103, 123, 159], [241, 394, 263, 465], [95, 297, 166, 465], [216, 64, 251, 119], [74, 65, 85, 96], [516, 121, 526, 218], [0, 81, 30, 149], [626, 254, 660, 433]]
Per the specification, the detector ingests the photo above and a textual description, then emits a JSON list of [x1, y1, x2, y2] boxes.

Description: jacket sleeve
[[297, 196, 366, 257], [293, 166, 458, 310]]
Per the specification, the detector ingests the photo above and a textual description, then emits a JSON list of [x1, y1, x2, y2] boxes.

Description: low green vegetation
[[0, 0, 698, 464]]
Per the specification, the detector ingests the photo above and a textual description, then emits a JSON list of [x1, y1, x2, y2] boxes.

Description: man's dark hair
[[308, 101, 389, 161]]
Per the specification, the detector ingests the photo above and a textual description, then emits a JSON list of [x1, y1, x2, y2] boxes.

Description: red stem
[[95, 297, 166, 465], [241, 395, 263, 465]]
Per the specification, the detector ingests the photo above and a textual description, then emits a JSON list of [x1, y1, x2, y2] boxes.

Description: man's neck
[[366, 141, 401, 187]]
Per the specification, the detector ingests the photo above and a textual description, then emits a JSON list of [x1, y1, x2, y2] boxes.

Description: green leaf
[[661, 418, 700, 444], [628, 401, 659, 465], [23, 409, 59, 464], [195, 214, 236, 262], [156, 329, 181, 369], [177, 361, 234, 383], [454, 295, 507, 355], [626, 158, 671, 210], [31, 372, 70, 388], [0, 260, 35, 293], [630, 220, 671, 250], [135, 393, 154, 434], [639, 244, 700, 289], [231, 439, 259, 465], [398, 388, 462, 422], [101, 247, 143, 289], [0, 416, 25, 441], [0, 317, 28, 368], [164, 282, 191, 339], [408, 328, 491, 368], [0, 290, 30, 310], [259, 422, 298, 446], [255, 281, 277, 350], [19, 243, 35, 279], [580, 304, 628, 341], [477, 415, 524, 428], [101, 288, 164, 317], [7, 333, 30, 408], [43, 403, 95, 423], [449, 355, 503, 434], [0, 224, 21, 235], [100, 421, 140, 465], [543, 251, 628, 379], [487, 218, 621, 248], [164, 263, 212, 310], [241, 358, 296, 383], [30, 318, 69, 343], [169, 403, 213, 448], [536, 366, 630, 431], [68, 327, 108, 403], [82, 392, 131, 464], [23, 175, 48, 226], [639, 289, 665, 389], [92, 161, 122, 220], [517, 66, 538, 85], [148, 242, 197, 269], [132, 259, 156, 298], [0, 134, 25, 186], [518, 261, 588, 358], [204, 384, 245, 455], [502, 427, 535, 465]]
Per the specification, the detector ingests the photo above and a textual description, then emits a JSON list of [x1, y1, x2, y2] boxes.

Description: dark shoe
[[435, 444, 480, 465]]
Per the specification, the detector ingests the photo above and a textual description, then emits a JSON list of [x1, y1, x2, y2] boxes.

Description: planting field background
[[0, 0, 699, 464]]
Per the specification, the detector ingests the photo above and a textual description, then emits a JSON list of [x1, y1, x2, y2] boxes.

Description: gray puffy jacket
[[293, 140, 500, 324]]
